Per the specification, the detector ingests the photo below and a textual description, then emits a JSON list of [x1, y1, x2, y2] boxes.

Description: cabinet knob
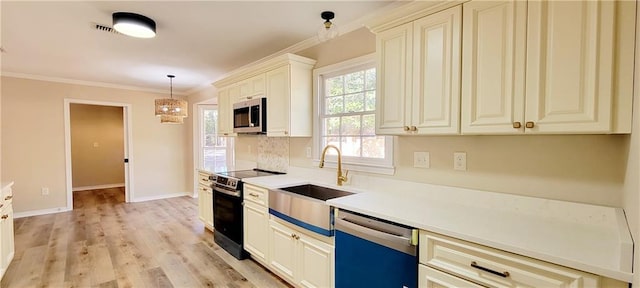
[[1, 215, 8, 220], [295, 235, 300, 240], [512, 122, 522, 129], [223, 133, 229, 136], [290, 233, 296, 238], [0, 204, 4, 209], [525, 121, 535, 128], [249, 193, 259, 197], [410, 126, 417, 132], [284, 131, 288, 135], [403, 126, 410, 131], [5, 196, 12, 200]]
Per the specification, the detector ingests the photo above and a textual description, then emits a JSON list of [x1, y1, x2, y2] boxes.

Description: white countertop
[[244, 172, 633, 282]]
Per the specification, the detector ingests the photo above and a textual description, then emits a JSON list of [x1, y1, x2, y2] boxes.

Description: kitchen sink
[[279, 184, 354, 201], [269, 184, 354, 236]]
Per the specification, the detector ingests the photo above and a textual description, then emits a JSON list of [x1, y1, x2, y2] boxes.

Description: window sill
[[311, 159, 395, 175]]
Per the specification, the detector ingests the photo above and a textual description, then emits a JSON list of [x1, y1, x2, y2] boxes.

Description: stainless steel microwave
[[233, 97, 267, 134]]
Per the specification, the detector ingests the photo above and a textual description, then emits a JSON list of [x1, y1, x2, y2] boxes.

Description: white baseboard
[[132, 192, 190, 203], [72, 183, 125, 191], [14, 207, 72, 219]]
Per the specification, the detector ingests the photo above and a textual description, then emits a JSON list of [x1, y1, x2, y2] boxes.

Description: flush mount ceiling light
[[318, 11, 339, 42], [113, 12, 156, 38], [155, 75, 188, 124]]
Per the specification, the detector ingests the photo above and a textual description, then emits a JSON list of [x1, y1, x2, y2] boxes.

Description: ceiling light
[[155, 75, 188, 123], [113, 12, 156, 38], [318, 11, 339, 42]]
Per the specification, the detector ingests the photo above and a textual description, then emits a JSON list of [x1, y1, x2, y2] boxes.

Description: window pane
[[324, 117, 340, 136], [341, 137, 361, 157], [341, 115, 361, 136], [344, 71, 365, 93], [326, 76, 344, 96], [365, 68, 376, 91], [344, 93, 364, 113], [365, 91, 376, 111], [325, 96, 343, 115], [362, 136, 385, 158], [323, 137, 340, 155], [362, 114, 375, 136]]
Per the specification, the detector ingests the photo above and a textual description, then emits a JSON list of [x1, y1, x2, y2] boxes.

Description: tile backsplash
[[257, 136, 289, 173]]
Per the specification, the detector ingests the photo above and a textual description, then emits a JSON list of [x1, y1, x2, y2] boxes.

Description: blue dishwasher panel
[[335, 230, 418, 288]]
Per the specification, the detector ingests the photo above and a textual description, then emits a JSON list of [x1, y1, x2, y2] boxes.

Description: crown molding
[[1, 71, 188, 96]]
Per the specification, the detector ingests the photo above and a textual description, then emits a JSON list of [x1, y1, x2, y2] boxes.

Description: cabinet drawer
[[419, 264, 483, 288], [198, 171, 212, 186], [419, 231, 599, 288], [244, 184, 268, 206], [0, 187, 12, 208]]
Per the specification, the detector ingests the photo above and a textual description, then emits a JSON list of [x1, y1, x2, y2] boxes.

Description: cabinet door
[[1, 205, 13, 274], [217, 88, 235, 136], [461, 0, 527, 134], [243, 202, 268, 265], [412, 6, 462, 135], [198, 186, 207, 223], [376, 22, 413, 135], [266, 65, 291, 136], [298, 235, 334, 288], [239, 74, 266, 99], [525, 0, 615, 133], [204, 190, 213, 229], [268, 220, 297, 283], [419, 265, 483, 288]]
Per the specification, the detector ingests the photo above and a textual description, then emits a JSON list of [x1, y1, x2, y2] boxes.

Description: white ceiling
[[0, 1, 396, 94]]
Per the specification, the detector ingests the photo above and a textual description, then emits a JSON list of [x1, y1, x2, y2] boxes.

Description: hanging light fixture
[[318, 11, 339, 42], [113, 12, 156, 38], [155, 75, 188, 123]]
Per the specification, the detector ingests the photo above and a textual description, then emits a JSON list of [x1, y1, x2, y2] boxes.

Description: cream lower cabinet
[[376, 5, 461, 135], [268, 219, 334, 288], [462, 0, 635, 134], [243, 184, 269, 266], [197, 171, 213, 231], [0, 183, 15, 280], [419, 230, 626, 288]]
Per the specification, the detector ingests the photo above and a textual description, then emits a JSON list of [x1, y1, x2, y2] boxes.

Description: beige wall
[[70, 104, 124, 188], [2, 76, 190, 214]]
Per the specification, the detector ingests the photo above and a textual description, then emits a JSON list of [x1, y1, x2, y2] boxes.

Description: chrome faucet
[[319, 145, 348, 186]]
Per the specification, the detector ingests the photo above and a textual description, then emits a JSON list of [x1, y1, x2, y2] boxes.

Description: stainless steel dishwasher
[[335, 209, 418, 288]]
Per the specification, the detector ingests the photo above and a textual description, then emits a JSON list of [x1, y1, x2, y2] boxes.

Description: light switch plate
[[413, 152, 430, 168]]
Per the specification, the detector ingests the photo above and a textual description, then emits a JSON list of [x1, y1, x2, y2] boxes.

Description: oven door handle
[[213, 186, 241, 198]]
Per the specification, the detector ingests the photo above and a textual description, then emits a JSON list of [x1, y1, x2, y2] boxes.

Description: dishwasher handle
[[336, 216, 417, 256]]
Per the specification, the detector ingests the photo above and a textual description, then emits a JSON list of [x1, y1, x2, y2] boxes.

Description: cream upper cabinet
[[461, 0, 526, 134], [376, 6, 461, 135], [238, 74, 266, 101], [524, 0, 614, 133], [266, 60, 315, 137], [216, 87, 236, 136], [462, 0, 633, 134]]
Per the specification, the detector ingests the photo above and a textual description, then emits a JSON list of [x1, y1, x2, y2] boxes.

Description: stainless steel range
[[209, 168, 284, 259]]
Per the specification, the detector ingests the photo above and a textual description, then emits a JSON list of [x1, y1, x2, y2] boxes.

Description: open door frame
[[63, 99, 134, 209]]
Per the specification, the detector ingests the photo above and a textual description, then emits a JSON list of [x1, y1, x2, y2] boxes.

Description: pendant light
[[318, 11, 339, 42], [113, 12, 156, 38], [155, 75, 188, 123]]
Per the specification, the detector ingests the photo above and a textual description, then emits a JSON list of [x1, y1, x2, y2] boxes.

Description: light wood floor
[[2, 188, 290, 288]]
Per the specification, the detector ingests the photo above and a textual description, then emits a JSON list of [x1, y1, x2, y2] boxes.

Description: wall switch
[[454, 152, 467, 171], [41, 187, 49, 195], [306, 147, 312, 158], [413, 152, 430, 168], [93, 142, 99, 148]]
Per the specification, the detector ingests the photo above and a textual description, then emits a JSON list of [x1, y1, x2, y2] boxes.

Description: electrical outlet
[[306, 147, 312, 158], [41, 187, 49, 195], [413, 152, 430, 168], [454, 152, 467, 171]]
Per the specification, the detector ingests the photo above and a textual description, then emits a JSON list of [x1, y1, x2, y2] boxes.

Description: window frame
[[312, 53, 395, 175], [198, 104, 234, 172]]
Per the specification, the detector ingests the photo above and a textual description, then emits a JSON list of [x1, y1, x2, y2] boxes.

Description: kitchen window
[[314, 54, 394, 174], [200, 105, 234, 172]]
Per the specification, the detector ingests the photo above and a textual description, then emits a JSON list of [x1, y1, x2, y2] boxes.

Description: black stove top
[[211, 168, 284, 191], [217, 169, 285, 180]]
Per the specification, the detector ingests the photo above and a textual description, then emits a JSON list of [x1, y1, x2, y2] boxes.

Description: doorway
[[64, 99, 133, 210]]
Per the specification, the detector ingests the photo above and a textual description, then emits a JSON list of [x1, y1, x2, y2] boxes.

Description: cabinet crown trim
[[367, 0, 467, 33], [213, 53, 316, 88]]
